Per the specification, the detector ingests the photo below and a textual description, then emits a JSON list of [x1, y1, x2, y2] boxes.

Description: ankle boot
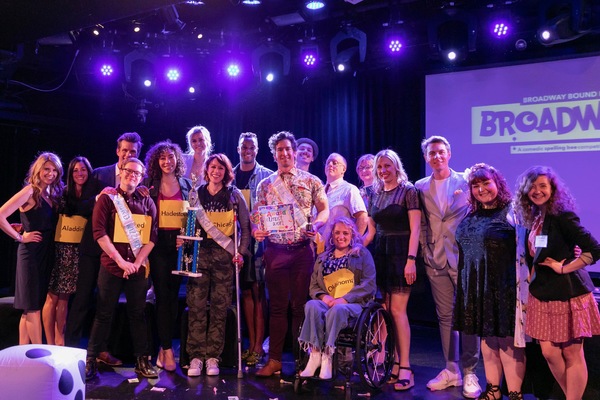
[[318, 352, 333, 380], [135, 355, 158, 378], [300, 348, 322, 377]]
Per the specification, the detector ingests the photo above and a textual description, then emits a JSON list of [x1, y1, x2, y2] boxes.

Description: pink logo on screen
[[25, 347, 85, 400]]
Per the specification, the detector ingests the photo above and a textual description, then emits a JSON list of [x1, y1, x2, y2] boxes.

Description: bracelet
[[407, 255, 416, 261]]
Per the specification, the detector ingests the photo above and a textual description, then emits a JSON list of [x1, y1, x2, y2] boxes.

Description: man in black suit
[[65, 132, 143, 367]]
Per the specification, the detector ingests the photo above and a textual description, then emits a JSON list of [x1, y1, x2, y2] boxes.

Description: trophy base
[[172, 270, 203, 278], [177, 235, 203, 241]]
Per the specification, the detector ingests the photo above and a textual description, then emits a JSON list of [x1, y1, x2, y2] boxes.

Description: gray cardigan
[[309, 247, 376, 306]]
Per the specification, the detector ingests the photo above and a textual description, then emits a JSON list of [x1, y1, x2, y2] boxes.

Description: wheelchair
[[293, 300, 395, 399]]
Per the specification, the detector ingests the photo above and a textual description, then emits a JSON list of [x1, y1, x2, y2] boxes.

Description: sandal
[[386, 362, 400, 384], [393, 366, 414, 391], [508, 391, 523, 400], [241, 349, 251, 361], [246, 351, 263, 366], [478, 383, 501, 400]]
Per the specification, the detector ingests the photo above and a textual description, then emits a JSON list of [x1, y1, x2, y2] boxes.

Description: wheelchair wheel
[[354, 301, 395, 389]]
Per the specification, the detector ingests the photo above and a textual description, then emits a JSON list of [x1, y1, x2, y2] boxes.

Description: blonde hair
[[25, 152, 64, 208], [373, 149, 408, 192]]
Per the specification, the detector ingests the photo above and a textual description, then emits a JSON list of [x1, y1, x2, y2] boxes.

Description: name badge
[[535, 235, 548, 248], [114, 214, 152, 244], [54, 214, 87, 243], [205, 210, 234, 238], [158, 200, 188, 229]]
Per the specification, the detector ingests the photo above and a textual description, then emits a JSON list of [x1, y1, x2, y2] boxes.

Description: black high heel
[[386, 362, 400, 384], [478, 383, 501, 400], [393, 366, 414, 391], [508, 391, 523, 400]]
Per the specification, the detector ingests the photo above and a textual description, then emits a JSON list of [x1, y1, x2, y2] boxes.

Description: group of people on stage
[[1, 128, 599, 400]]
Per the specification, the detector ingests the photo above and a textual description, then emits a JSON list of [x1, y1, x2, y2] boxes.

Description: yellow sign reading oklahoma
[[54, 214, 87, 243], [114, 214, 152, 244], [323, 268, 355, 299], [159, 200, 188, 229]]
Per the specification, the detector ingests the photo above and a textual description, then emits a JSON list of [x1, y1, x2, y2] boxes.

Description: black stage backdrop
[[0, 64, 427, 290]]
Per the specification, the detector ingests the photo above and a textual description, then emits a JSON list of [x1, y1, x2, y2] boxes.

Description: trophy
[[173, 173, 203, 277]]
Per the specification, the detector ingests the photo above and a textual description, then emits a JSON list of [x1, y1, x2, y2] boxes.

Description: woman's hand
[[233, 253, 244, 272], [404, 260, 417, 285], [331, 298, 348, 306], [538, 257, 566, 274], [22, 230, 42, 243], [99, 187, 118, 196], [320, 295, 335, 308]]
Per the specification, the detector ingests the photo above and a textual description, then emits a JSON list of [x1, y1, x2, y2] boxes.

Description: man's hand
[[252, 229, 269, 242]]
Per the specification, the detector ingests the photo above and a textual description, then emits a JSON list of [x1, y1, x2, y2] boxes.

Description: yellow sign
[[315, 232, 325, 255], [54, 214, 87, 243], [158, 200, 188, 229], [323, 268, 355, 299], [114, 214, 152, 244], [240, 189, 251, 210], [206, 210, 234, 238]]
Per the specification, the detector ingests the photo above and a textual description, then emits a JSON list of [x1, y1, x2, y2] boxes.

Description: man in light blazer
[[415, 135, 481, 398]]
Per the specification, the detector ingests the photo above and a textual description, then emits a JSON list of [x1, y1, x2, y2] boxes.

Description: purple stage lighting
[[227, 63, 241, 77], [143, 79, 152, 87], [303, 53, 317, 67], [492, 22, 509, 37], [166, 68, 180, 81], [388, 39, 403, 53], [100, 64, 114, 76]]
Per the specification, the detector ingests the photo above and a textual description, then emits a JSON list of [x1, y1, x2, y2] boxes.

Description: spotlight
[[188, 86, 196, 93], [492, 22, 509, 37], [100, 64, 114, 76], [143, 80, 152, 87], [337, 63, 346, 72], [242, 0, 261, 4], [330, 27, 367, 72], [447, 51, 457, 61], [300, 44, 319, 68], [134, 26, 141, 33], [305, 1, 325, 10], [252, 41, 291, 81], [387, 39, 403, 53], [265, 72, 275, 82], [166, 68, 180, 81], [428, 12, 477, 62], [536, 1, 592, 46], [227, 63, 241, 77]]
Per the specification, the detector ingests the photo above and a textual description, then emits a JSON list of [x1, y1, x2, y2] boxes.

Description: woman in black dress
[[454, 164, 525, 400], [365, 149, 420, 391], [0, 152, 64, 344]]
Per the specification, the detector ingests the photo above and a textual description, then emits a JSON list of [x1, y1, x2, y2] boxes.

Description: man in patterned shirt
[[252, 131, 329, 377]]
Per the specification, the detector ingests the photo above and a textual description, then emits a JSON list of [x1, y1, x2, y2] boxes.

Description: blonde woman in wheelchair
[[298, 217, 376, 379]]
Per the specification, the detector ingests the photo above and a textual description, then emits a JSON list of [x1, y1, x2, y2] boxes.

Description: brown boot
[[96, 351, 123, 366]]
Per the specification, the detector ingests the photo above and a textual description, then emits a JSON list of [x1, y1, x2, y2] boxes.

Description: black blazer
[[529, 211, 600, 302], [93, 163, 118, 188]]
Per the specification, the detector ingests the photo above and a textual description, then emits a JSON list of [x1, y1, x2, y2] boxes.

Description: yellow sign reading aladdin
[[54, 214, 87, 243]]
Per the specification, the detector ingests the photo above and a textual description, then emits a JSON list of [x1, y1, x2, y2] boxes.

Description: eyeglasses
[[121, 168, 143, 178], [358, 165, 373, 171]]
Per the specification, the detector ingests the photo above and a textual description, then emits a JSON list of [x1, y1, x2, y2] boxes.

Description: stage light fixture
[[428, 12, 477, 63], [388, 39, 402, 53], [305, 1, 325, 10], [188, 86, 196, 93], [537, 1, 593, 46], [100, 64, 114, 76], [143, 80, 152, 87], [166, 68, 180, 81], [161, 5, 186, 34], [266, 73, 275, 82], [227, 63, 241, 77], [300, 44, 319, 68], [492, 22, 509, 37], [242, 0, 261, 5], [252, 41, 291, 82], [330, 27, 367, 72]]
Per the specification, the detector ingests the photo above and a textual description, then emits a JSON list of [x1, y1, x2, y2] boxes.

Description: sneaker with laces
[[427, 368, 463, 391], [462, 373, 482, 398], [206, 358, 220, 376], [188, 358, 203, 377]]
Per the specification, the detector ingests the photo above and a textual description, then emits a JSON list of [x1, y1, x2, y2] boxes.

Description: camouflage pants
[[186, 246, 234, 360]]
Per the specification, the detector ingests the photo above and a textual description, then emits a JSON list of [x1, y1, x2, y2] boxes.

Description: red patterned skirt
[[525, 292, 600, 343]]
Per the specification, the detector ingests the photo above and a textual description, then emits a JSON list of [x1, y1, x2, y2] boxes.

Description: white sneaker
[[427, 368, 463, 391], [318, 353, 332, 380], [206, 358, 220, 376], [188, 358, 203, 377], [462, 373, 482, 398]]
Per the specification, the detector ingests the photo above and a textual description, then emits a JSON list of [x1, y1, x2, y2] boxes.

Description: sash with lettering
[[109, 193, 150, 276], [269, 174, 308, 230], [195, 202, 235, 256]]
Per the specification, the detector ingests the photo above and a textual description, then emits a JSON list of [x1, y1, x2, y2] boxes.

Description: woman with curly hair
[[182, 125, 213, 181], [143, 140, 194, 371], [454, 163, 526, 400], [514, 165, 600, 400], [0, 152, 64, 344]]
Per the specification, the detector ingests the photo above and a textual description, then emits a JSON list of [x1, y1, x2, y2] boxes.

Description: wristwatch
[[407, 255, 416, 261]]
